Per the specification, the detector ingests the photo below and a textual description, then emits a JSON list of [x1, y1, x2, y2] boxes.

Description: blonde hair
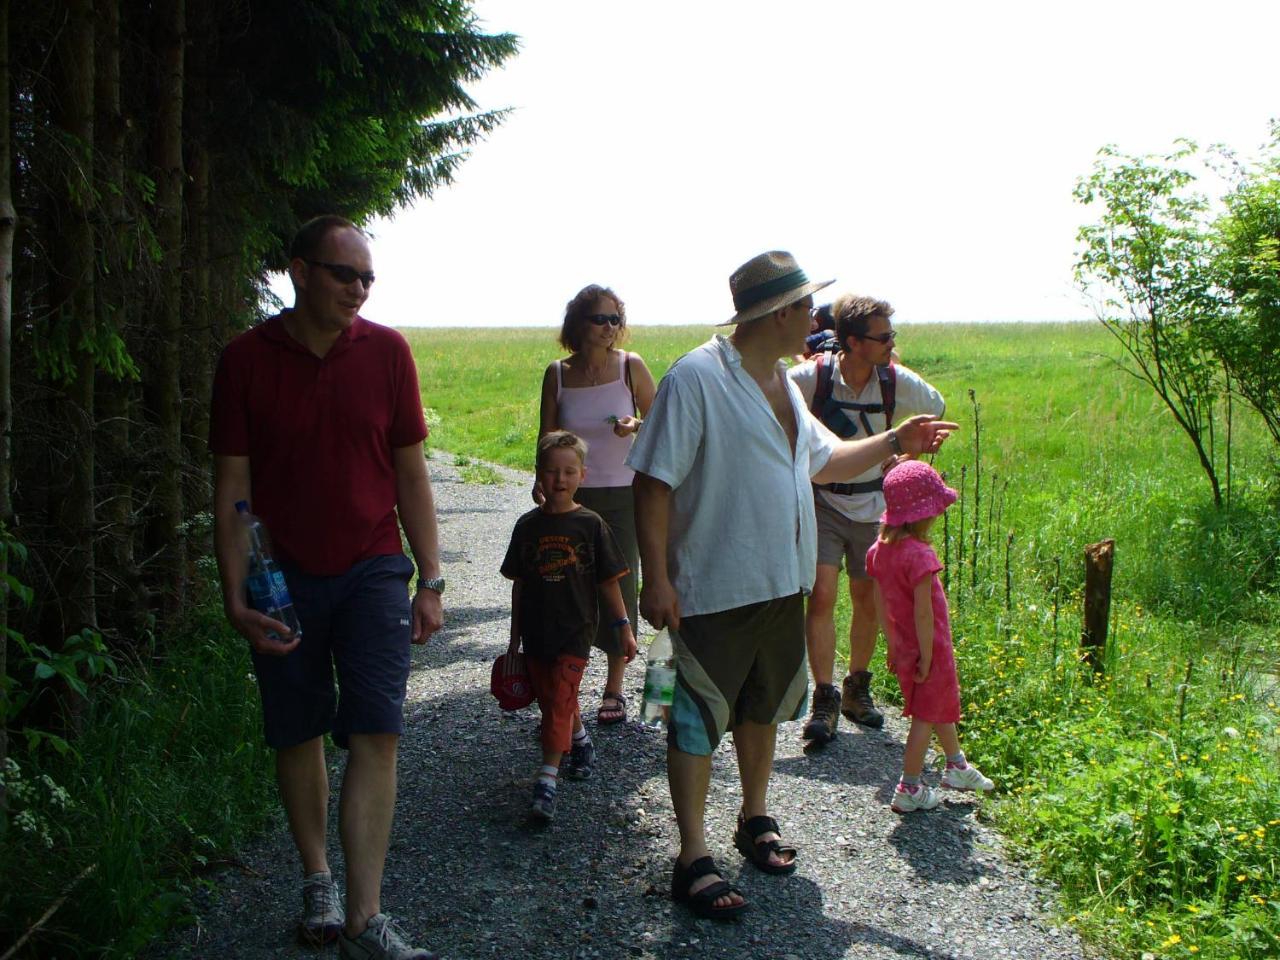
[[537, 430, 588, 469], [879, 515, 936, 544]]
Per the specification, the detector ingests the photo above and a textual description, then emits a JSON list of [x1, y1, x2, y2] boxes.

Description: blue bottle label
[[266, 569, 292, 610]]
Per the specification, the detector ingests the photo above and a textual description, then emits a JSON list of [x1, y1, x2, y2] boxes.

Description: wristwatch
[[417, 576, 445, 594], [886, 428, 903, 455]]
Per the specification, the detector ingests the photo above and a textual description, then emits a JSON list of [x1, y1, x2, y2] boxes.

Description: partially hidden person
[[536, 285, 656, 726], [788, 294, 945, 744], [504, 431, 638, 823], [210, 215, 444, 960], [627, 250, 959, 920], [866, 460, 995, 813]]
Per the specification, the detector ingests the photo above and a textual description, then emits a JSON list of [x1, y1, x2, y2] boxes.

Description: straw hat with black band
[[721, 250, 835, 326]]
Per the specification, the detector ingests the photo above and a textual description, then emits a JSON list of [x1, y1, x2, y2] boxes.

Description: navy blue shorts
[[249, 553, 415, 750]]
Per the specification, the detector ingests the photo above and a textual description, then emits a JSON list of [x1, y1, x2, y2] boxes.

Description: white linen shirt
[[789, 359, 945, 522], [626, 336, 840, 617]]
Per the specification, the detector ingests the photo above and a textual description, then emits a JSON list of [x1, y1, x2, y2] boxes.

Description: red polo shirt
[[209, 312, 429, 576]]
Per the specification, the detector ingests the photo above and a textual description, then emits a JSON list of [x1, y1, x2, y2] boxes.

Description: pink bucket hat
[[881, 460, 957, 526]]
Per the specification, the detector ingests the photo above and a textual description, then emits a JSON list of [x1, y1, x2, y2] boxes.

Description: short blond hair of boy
[[537, 430, 588, 469]]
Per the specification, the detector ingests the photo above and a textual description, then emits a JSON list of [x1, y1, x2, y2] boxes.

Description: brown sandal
[[597, 692, 627, 726]]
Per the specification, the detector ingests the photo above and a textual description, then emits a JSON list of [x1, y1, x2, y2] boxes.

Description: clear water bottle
[[236, 501, 302, 641], [640, 627, 677, 728]]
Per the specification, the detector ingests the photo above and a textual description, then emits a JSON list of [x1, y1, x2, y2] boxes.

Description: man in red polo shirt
[[211, 216, 443, 960]]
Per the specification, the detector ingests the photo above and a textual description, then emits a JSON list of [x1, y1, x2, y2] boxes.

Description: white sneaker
[[942, 763, 995, 792], [297, 871, 344, 946], [338, 913, 438, 960], [891, 782, 941, 813]]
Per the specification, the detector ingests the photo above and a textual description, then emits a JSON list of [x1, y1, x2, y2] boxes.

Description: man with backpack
[[788, 295, 945, 745]]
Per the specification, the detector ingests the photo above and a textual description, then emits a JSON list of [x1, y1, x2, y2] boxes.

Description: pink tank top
[[556, 352, 636, 488]]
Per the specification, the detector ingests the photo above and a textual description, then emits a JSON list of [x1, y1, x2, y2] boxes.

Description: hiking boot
[[890, 782, 941, 813], [338, 913, 438, 960], [530, 780, 557, 822], [297, 870, 344, 946], [801, 683, 841, 745], [841, 670, 885, 729], [563, 738, 595, 780], [942, 763, 995, 792]]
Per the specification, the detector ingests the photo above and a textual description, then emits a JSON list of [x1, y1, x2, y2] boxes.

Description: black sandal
[[733, 813, 798, 875], [671, 856, 749, 920]]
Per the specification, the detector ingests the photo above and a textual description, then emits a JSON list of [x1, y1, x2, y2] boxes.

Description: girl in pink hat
[[865, 460, 995, 812]]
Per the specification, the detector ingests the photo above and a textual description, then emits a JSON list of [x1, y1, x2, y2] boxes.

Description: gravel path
[[147, 453, 1093, 960]]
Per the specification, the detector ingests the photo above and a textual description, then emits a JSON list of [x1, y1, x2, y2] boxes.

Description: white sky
[[271, 0, 1279, 326]]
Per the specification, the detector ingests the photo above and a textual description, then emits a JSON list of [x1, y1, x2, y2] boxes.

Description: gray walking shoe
[[530, 779, 558, 821], [338, 913, 439, 960], [841, 670, 885, 729], [563, 737, 595, 780], [801, 683, 841, 745], [297, 870, 344, 946]]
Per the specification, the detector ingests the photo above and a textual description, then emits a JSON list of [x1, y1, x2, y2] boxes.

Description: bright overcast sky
[[271, 0, 1279, 327]]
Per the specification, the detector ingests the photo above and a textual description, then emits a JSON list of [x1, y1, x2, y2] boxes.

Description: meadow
[[407, 322, 1280, 960]]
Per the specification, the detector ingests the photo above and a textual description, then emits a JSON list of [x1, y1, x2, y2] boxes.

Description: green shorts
[[668, 593, 809, 756], [575, 485, 639, 657]]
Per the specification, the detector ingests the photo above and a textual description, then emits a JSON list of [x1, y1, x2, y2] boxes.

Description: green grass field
[[408, 322, 1280, 960]]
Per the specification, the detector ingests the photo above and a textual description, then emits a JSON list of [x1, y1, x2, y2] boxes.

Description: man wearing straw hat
[[628, 250, 958, 918]]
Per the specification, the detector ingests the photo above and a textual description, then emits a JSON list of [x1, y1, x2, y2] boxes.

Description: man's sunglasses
[[858, 330, 897, 344], [587, 314, 622, 327], [307, 260, 376, 289]]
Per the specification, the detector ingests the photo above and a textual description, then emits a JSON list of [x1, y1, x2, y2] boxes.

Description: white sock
[[537, 764, 558, 788], [572, 726, 590, 745]]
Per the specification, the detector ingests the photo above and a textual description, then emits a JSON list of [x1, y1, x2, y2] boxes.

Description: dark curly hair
[[558, 284, 628, 353]]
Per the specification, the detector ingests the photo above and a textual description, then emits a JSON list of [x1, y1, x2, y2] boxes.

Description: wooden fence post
[[1081, 539, 1115, 674]]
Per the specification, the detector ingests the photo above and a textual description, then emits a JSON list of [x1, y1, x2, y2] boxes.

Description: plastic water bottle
[[640, 627, 677, 728], [236, 501, 302, 641]]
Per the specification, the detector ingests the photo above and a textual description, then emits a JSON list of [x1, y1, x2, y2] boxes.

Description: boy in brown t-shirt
[[501, 431, 636, 822]]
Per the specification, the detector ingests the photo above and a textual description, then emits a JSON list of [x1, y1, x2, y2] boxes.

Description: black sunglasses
[[586, 314, 622, 327], [858, 330, 897, 344], [307, 260, 376, 289]]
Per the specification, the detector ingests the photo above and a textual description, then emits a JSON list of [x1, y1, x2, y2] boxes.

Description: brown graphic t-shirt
[[501, 505, 629, 661]]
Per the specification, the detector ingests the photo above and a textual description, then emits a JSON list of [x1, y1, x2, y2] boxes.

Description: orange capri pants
[[525, 654, 587, 754]]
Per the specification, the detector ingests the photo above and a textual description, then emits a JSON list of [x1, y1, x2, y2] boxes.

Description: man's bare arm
[[393, 443, 444, 643], [633, 472, 680, 630]]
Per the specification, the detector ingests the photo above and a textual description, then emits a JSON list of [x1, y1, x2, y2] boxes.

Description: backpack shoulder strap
[[811, 353, 834, 418], [878, 363, 897, 427]]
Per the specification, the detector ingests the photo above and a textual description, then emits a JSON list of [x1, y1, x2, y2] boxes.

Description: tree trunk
[[94, 0, 142, 638], [0, 0, 16, 805], [49, 0, 97, 642], [1080, 539, 1115, 675], [182, 1, 211, 514], [145, 0, 186, 616]]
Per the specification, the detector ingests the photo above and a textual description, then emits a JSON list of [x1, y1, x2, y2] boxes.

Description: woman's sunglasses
[[307, 259, 376, 289], [587, 314, 622, 327]]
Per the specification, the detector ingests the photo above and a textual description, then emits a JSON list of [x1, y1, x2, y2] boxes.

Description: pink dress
[[865, 537, 961, 723]]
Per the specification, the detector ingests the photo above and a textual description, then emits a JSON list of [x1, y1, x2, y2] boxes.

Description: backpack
[[809, 353, 896, 495]]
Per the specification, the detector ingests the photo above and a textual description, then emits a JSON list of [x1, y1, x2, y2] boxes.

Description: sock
[[572, 726, 590, 746], [537, 764, 558, 788], [899, 773, 921, 792], [946, 751, 968, 769]]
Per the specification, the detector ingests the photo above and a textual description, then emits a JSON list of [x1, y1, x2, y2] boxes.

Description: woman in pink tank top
[[536, 284, 657, 725]]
